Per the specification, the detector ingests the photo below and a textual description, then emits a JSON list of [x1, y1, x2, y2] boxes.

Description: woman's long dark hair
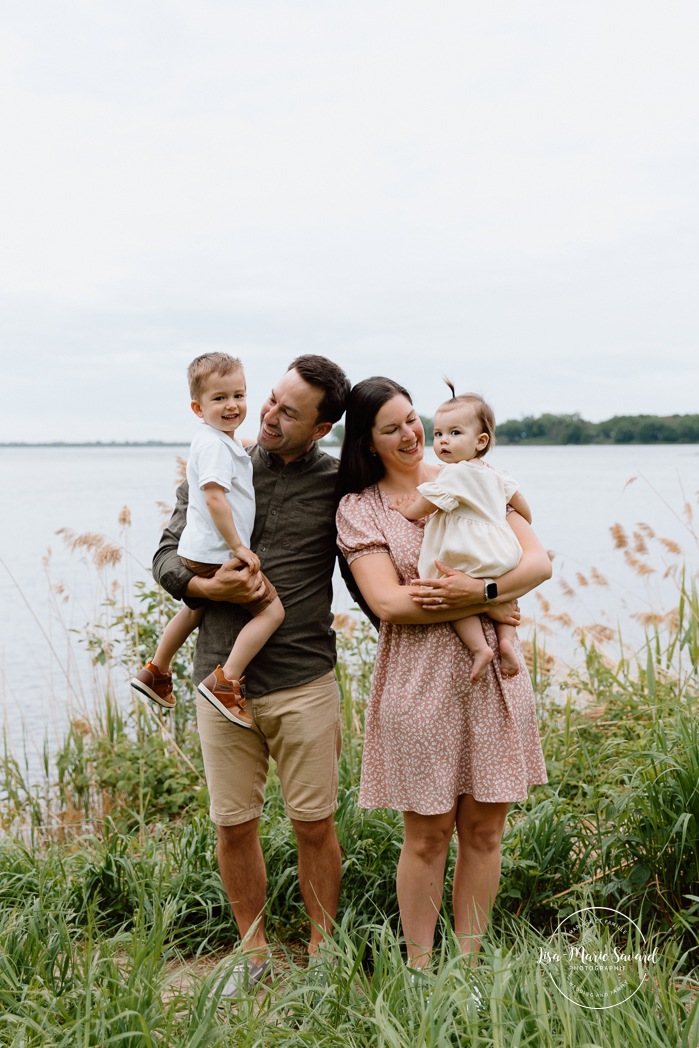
[[335, 376, 413, 502]]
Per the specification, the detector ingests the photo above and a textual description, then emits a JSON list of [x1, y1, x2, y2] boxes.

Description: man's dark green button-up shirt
[[153, 442, 339, 698]]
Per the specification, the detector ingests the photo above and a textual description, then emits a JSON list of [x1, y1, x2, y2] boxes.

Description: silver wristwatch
[[483, 579, 498, 602]]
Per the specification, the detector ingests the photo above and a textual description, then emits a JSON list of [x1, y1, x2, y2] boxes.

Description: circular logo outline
[[544, 905, 650, 1011]]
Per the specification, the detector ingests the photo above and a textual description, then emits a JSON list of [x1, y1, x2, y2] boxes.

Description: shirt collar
[[254, 442, 322, 473]]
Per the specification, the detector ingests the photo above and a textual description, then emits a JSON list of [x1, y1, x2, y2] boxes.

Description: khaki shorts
[[196, 670, 341, 826], [179, 557, 278, 616]]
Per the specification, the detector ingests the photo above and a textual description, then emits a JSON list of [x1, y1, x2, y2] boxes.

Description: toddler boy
[[130, 352, 284, 726]]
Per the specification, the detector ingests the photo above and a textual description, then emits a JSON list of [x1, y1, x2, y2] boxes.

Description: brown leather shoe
[[130, 660, 175, 708], [197, 666, 252, 728]]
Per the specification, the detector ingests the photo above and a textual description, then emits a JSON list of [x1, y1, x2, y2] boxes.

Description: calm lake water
[[1, 443, 698, 773]]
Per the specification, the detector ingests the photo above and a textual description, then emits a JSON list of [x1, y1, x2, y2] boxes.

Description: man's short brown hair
[[287, 355, 351, 425]]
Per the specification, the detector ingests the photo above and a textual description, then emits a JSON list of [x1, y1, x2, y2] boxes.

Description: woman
[[336, 377, 551, 972]]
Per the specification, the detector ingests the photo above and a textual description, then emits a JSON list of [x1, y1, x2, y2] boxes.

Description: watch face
[[485, 581, 498, 600]]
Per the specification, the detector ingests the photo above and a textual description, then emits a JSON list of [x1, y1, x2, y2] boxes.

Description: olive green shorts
[[196, 670, 341, 826]]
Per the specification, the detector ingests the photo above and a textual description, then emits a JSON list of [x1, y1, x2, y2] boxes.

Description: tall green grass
[[1, 518, 698, 1045]]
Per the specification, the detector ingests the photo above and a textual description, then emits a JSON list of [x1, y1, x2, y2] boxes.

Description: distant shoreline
[[2, 438, 698, 448], [0, 440, 341, 449], [0, 441, 191, 448]]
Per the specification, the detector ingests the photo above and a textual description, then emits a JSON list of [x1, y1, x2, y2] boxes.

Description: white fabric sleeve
[[416, 479, 459, 513], [497, 468, 520, 502], [194, 439, 235, 492]]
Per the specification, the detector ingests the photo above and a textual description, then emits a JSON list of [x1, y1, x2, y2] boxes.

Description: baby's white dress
[[417, 460, 522, 579]]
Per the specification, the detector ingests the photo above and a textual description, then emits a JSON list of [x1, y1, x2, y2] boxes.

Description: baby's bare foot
[[499, 640, 520, 678], [469, 646, 494, 683]]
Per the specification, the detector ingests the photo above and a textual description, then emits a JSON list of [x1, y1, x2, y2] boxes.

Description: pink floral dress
[[336, 485, 547, 815]]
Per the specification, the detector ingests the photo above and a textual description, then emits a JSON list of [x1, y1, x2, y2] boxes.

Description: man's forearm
[[152, 481, 200, 605]]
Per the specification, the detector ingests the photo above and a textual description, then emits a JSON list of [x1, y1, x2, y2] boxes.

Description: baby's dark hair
[[439, 378, 496, 458]]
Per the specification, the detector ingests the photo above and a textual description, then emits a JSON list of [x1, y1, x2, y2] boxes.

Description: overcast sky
[[1, 0, 697, 443]]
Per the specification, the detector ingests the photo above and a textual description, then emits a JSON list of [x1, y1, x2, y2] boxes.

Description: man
[[152, 354, 351, 994]]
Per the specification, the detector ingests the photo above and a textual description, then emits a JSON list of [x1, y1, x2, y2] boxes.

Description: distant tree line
[[326, 413, 699, 446], [495, 413, 699, 445]]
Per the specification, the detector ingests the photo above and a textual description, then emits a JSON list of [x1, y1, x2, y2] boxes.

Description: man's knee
[[217, 818, 261, 853], [291, 814, 338, 850]]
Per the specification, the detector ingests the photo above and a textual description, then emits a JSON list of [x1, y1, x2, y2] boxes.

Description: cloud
[[1, 1, 697, 440]]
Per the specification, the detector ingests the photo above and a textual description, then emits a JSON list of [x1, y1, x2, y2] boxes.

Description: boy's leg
[[154, 606, 205, 672], [198, 575, 283, 726], [222, 597, 285, 681], [452, 614, 494, 683], [494, 622, 520, 677], [132, 605, 204, 708]]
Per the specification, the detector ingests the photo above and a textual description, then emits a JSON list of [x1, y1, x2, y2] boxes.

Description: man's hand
[[188, 558, 266, 604]]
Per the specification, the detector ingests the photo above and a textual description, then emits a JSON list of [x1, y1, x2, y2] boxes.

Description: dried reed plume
[[576, 572, 589, 587], [633, 531, 649, 556], [558, 578, 576, 599], [581, 624, 616, 645], [176, 457, 188, 484], [637, 522, 656, 539], [631, 610, 680, 630], [659, 537, 683, 556], [590, 567, 608, 586], [610, 523, 629, 549], [333, 612, 358, 637], [623, 550, 655, 576], [519, 640, 554, 676], [55, 527, 123, 568], [118, 505, 132, 528], [157, 500, 174, 526], [549, 611, 575, 629]]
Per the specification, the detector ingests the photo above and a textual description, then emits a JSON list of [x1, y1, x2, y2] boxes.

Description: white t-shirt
[[177, 423, 256, 564]]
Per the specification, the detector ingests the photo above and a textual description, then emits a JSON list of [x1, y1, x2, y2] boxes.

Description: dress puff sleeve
[[416, 462, 468, 514], [497, 468, 520, 503], [416, 478, 459, 513], [336, 491, 390, 565]]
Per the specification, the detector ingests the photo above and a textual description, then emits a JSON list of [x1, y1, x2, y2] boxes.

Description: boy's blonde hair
[[187, 353, 243, 401], [439, 378, 496, 458]]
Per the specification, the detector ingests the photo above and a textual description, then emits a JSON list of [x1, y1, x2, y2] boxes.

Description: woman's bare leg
[[398, 806, 457, 969], [452, 794, 510, 964]]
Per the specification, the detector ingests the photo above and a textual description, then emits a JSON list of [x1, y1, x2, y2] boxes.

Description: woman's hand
[[408, 561, 483, 609]]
